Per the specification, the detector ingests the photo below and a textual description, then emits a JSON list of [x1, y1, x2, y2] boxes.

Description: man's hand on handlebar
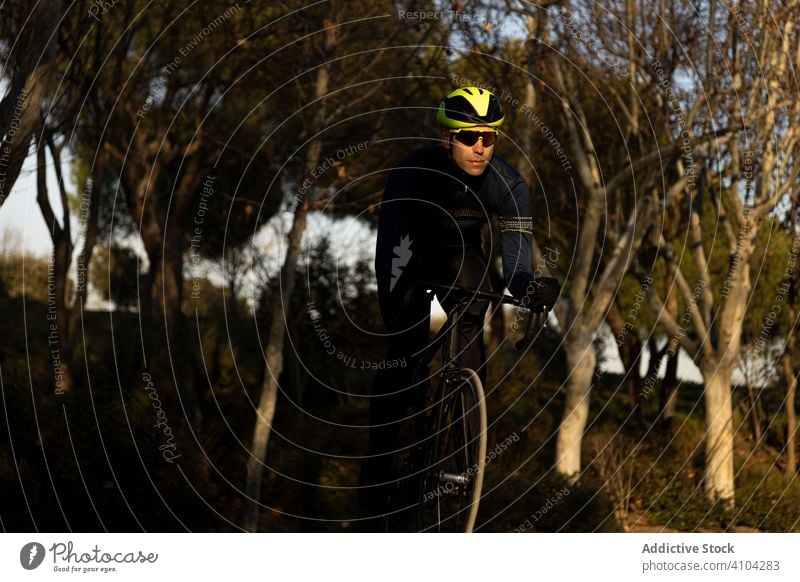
[[526, 276, 560, 309], [513, 276, 557, 350]]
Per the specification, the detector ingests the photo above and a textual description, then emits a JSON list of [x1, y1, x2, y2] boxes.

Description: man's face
[[441, 125, 496, 176]]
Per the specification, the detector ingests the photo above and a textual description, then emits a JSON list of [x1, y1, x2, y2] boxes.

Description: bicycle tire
[[418, 368, 487, 532]]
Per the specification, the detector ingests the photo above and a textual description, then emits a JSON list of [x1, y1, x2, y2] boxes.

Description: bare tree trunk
[[161, 231, 203, 429], [519, 13, 539, 187], [607, 299, 644, 421], [788, 371, 798, 476], [545, 21, 687, 478], [781, 198, 798, 476], [35, 131, 74, 397], [702, 365, 735, 508], [124, 160, 163, 320], [243, 19, 338, 531], [120, 130, 208, 427], [659, 341, 679, 427], [630, 335, 645, 420], [659, 273, 680, 427], [556, 330, 596, 480], [744, 380, 764, 446], [35, 127, 102, 399], [782, 354, 797, 476], [243, 202, 309, 531], [67, 145, 106, 348]]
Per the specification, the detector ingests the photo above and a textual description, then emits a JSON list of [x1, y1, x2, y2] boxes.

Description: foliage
[[0, 250, 49, 301], [90, 243, 141, 308]]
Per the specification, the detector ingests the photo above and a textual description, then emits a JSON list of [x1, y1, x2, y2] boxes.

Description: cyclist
[[358, 86, 560, 514]]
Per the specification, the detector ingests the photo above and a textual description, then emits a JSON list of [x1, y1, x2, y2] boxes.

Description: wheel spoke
[[417, 370, 487, 532]]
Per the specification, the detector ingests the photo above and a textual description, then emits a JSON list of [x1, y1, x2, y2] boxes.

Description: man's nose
[[474, 138, 484, 154]]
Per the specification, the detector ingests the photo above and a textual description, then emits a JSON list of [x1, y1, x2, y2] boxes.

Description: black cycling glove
[[509, 273, 560, 308], [530, 276, 560, 308]]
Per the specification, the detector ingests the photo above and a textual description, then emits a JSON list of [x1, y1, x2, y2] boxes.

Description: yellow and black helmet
[[437, 86, 505, 130]]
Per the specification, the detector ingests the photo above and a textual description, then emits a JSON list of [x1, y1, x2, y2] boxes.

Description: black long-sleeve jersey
[[375, 146, 534, 302]]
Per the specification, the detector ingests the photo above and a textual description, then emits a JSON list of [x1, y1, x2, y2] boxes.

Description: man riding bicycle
[[359, 86, 559, 514]]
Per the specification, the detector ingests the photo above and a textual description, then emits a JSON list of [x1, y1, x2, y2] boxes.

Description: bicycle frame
[[384, 283, 549, 532]]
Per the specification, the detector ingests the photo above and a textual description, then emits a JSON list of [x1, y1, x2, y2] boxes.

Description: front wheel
[[418, 368, 487, 532]]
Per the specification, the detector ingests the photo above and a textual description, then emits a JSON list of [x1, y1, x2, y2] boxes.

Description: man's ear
[[440, 130, 451, 149]]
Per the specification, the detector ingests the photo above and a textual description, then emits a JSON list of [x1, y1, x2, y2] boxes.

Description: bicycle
[[385, 282, 549, 533]]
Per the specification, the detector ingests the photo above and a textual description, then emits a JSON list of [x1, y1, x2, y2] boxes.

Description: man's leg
[[358, 288, 430, 513]]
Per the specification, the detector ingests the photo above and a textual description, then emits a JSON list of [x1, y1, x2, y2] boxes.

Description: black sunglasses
[[452, 130, 498, 147]]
